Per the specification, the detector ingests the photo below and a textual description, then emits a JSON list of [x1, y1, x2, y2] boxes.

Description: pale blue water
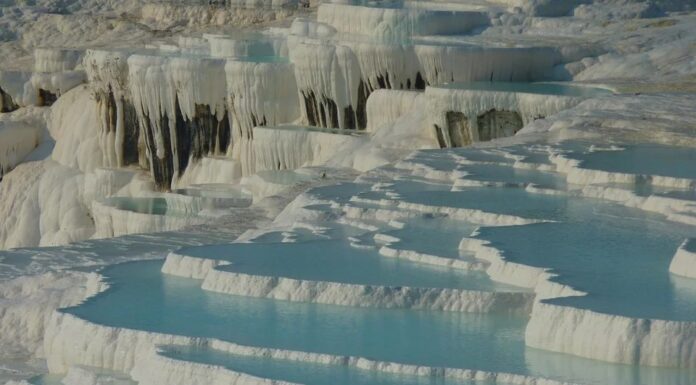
[[105, 197, 171, 215], [160, 345, 504, 385], [564, 142, 696, 180], [307, 181, 371, 202], [360, 182, 569, 220], [173, 185, 252, 200], [451, 148, 515, 164], [402, 151, 463, 171], [475, 200, 696, 320], [456, 162, 566, 188], [64, 260, 530, 373], [29, 142, 696, 385], [499, 145, 554, 165], [175, 239, 508, 291], [351, 177, 696, 320], [58, 257, 696, 385], [384, 216, 479, 260], [439, 82, 613, 97]]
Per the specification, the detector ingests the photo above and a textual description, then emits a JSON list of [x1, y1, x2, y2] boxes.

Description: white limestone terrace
[[1, 1, 696, 384], [378, 142, 696, 369], [0, 48, 85, 111], [0, 0, 607, 196], [287, 15, 568, 131], [426, 82, 614, 147], [14, 137, 696, 385]]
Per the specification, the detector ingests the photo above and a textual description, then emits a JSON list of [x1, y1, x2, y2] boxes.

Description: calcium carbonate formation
[[1, 0, 696, 384]]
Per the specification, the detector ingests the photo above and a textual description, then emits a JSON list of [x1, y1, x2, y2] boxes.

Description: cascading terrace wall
[[78, 2, 568, 189]]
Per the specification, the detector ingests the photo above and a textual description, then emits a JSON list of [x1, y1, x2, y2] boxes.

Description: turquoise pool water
[[105, 197, 172, 215], [439, 82, 613, 98], [475, 200, 696, 321], [34, 141, 696, 385], [160, 345, 506, 385], [174, 239, 511, 291], [65, 260, 530, 373], [456, 162, 566, 188], [564, 142, 696, 180], [62, 259, 696, 385], [348, 169, 696, 321], [383, 216, 479, 261]]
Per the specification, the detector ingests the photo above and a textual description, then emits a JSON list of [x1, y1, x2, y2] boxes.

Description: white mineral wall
[[160, 253, 534, 313], [289, 38, 362, 129], [252, 126, 364, 172], [669, 239, 696, 279], [526, 301, 696, 368], [0, 272, 105, 358], [0, 122, 42, 179], [365, 89, 422, 132], [50, 85, 104, 173], [34, 48, 84, 73], [0, 71, 30, 108], [425, 87, 583, 146], [174, 156, 242, 188], [26, 48, 86, 104], [207, 34, 288, 58], [161, 252, 230, 280], [0, 161, 96, 249], [415, 45, 560, 85], [44, 312, 198, 374], [45, 308, 575, 385], [91, 200, 206, 239], [550, 152, 695, 190], [28, 71, 86, 101], [317, 3, 489, 38], [343, 39, 422, 92], [225, 60, 300, 175], [132, 351, 293, 385], [135, 339, 579, 385]]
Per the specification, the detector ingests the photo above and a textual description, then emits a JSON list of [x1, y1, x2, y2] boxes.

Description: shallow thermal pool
[[173, 237, 518, 291], [61, 258, 696, 385], [438, 82, 614, 98], [64, 260, 530, 373], [563, 142, 696, 180], [29, 140, 696, 385]]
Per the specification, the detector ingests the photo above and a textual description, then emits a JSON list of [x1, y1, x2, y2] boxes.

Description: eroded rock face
[[141, 99, 231, 191], [299, 71, 426, 131], [435, 109, 525, 148], [96, 88, 142, 167], [0, 87, 18, 113], [38, 89, 58, 107], [476, 109, 523, 142], [446, 111, 472, 147]]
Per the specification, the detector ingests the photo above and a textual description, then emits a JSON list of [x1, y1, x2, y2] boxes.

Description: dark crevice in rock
[[302, 90, 319, 127], [140, 98, 230, 190], [38, 89, 57, 107], [344, 105, 355, 130], [142, 111, 175, 191], [415, 72, 426, 90], [122, 98, 141, 166], [174, 100, 231, 178], [96, 88, 141, 167], [355, 80, 368, 130], [0, 87, 19, 113], [434, 124, 446, 148], [326, 98, 339, 128]]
